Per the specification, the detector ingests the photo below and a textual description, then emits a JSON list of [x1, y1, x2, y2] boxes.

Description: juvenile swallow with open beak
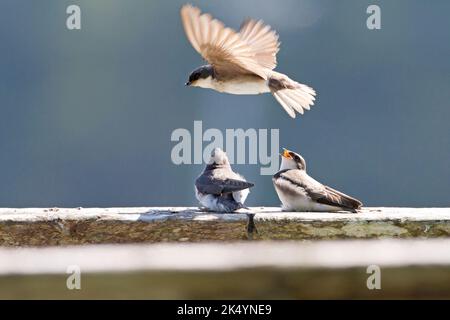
[[273, 149, 363, 212], [195, 148, 254, 212], [181, 4, 316, 119]]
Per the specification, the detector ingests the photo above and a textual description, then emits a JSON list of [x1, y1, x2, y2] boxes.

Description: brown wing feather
[[239, 18, 280, 70], [180, 4, 269, 79], [311, 186, 363, 211]]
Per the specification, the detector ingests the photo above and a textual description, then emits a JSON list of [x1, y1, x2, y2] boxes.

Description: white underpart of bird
[[194, 76, 270, 95], [195, 148, 254, 212], [181, 4, 316, 119], [273, 149, 363, 212]]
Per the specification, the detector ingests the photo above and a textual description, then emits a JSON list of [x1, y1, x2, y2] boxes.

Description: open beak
[[281, 148, 293, 159]]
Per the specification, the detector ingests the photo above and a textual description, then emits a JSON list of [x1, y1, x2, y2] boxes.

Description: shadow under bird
[[273, 149, 363, 212], [181, 4, 316, 119], [195, 148, 254, 212]]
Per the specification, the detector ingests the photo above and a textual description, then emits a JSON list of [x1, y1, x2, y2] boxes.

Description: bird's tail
[[269, 72, 316, 118]]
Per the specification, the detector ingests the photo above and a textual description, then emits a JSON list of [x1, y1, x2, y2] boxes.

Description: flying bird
[[273, 149, 362, 212], [181, 4, 316, 119], [195, 148, 254, 212]]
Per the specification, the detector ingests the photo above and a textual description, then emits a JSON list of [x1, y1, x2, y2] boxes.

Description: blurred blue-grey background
[[0, 0, 449, 207]]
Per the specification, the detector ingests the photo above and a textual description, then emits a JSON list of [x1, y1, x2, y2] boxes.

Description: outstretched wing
[[195, 175, 254, 195], [180, 4, 270, 79], [239, 18, 280, 70]]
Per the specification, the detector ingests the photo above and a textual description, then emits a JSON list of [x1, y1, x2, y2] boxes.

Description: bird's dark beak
[[185, 81, 191, 86]]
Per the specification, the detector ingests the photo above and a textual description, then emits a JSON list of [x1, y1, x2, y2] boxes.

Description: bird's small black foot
[[246, 213, 258, 240]]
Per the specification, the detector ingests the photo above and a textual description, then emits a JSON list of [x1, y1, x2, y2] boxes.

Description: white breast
[[195, 76, 270, 95], [217, 79, 270, 95]]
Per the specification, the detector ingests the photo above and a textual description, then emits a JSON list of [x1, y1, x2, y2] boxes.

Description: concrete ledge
[[1, 240, 450, 299], [1, 207, 450, 246]]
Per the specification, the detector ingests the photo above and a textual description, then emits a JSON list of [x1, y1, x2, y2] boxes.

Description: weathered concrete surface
[[1, 240, 450, 299], [0, 207, 450, 246]]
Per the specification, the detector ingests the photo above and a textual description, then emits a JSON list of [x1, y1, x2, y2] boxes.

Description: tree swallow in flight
[[195, 148, 254, 212], [273, 149, 363, 212], [181, 4, 316, 119]]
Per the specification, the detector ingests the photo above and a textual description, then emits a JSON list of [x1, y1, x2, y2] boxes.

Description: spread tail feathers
[[269, 72, 316, 118]]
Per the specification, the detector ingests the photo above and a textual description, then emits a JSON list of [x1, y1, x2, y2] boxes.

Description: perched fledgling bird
[[181, 4, 316, 119], [195, 148, 254, 212], [273, 149, 363, 212]]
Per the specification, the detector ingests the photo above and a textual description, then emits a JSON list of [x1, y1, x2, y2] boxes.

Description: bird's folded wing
[[309, 186, 363, 211], [180, 4, 270, 79], [239, 18, 280, 70], [196, 175, 254, 195]]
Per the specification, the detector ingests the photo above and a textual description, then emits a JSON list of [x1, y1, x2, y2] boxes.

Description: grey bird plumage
[[195, 148, 254, 212], [273, 149, 363, 212]]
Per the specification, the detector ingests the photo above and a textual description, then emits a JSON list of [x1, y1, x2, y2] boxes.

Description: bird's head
[[185, 65, 214, 87], [208, 147, 230, 166], [280, 148, 306, 171]]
